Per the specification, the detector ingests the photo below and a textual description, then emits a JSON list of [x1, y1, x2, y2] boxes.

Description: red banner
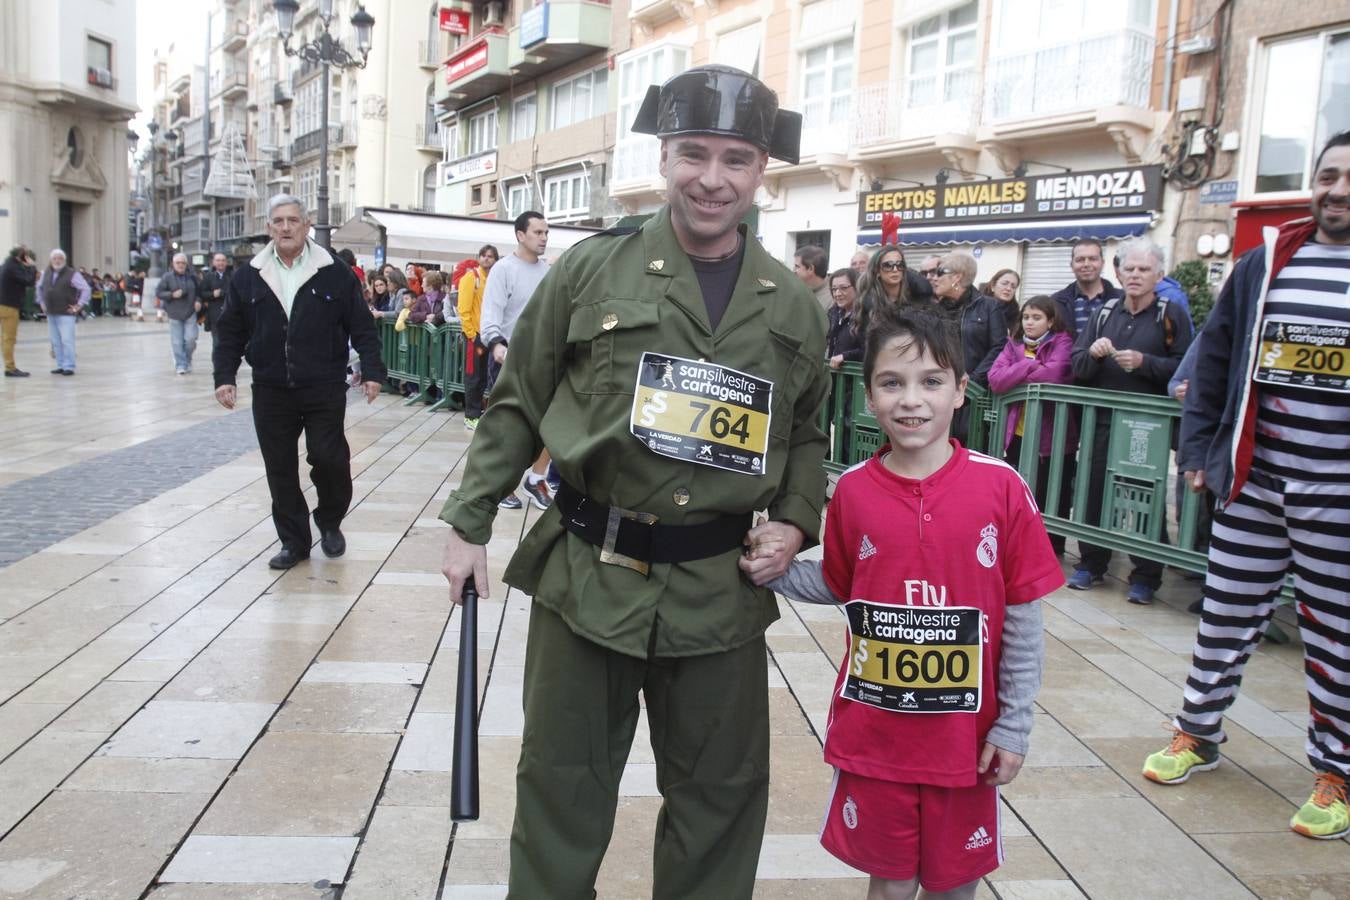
[[439, 7, 471, 34], [445, 41, 488, 83]]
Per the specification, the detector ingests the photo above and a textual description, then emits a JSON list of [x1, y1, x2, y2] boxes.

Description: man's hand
[[492, 344, 507, 364], [442, 528, 489, 601], [193, 301, 201, 313], [215, 384, 237, 409], [362, 381, 381, 403], [1175, 379, 1189, 403], [978, 742, 1024, 785], [737, 516, 805, 586], [1185, 470, 1206, 493], [829, 354, 844, 369], [1113, 349, 1144, 372], [213, 288, 222, 298], [1089, 337, 1116, 359], [172, 289, 183, 299]]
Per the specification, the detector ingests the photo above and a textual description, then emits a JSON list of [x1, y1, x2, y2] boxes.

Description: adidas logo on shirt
[[964, 826, 993, 850], [858, 534, 877, 560]]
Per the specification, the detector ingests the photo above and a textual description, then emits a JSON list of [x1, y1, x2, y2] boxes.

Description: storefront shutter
[[1020, 244, 1073, 298]]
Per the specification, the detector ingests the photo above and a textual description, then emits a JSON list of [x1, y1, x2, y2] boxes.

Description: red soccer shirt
[[821, 441, 1064, 787]]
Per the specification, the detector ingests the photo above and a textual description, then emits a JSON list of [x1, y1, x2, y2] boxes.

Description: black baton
[[451, 583, 480, 822]]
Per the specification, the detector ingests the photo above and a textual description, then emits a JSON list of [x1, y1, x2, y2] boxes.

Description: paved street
[[0, 316, 1344, 899]]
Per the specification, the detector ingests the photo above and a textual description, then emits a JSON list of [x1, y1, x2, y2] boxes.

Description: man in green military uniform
[[440, 65, 828, 899]]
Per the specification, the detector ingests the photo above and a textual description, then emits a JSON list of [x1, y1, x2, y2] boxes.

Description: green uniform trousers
[[508, 603, 771, 900]]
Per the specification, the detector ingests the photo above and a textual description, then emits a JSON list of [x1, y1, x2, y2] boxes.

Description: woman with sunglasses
[[856, 244, 925, 335]]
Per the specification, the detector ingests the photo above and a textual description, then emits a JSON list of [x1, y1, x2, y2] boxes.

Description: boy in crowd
[[744, 309, 1063, 899]]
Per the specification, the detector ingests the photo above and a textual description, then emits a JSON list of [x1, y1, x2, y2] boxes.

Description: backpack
[[1094, 295, 1176, 350]]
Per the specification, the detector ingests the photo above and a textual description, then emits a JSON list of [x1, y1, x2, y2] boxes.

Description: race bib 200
[[630, 352, 773, 476], [1255, 320, 1350, 393], [841, 601, 983, 714]]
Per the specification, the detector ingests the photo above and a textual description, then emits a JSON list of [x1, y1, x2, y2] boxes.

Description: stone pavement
[[0, 317, 1345, 899]]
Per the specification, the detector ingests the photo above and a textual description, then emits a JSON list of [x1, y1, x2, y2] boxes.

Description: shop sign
[[439, 8, 471, 35], [443, 151, 497, 186], [857, 164, 1164, 229], [520, 3, 549, 48], [445, 41, 489, 83]]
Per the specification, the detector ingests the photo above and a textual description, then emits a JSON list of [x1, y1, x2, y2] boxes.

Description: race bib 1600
[[841, 601, 983, 714], [629, 352, 773, 476]]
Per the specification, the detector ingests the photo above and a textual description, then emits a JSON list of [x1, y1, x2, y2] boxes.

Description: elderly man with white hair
[[212, 194, 387, 570], [156, 252, 202, 374], [35, 249, 89, 375], [1069, 237, 1194, 604]]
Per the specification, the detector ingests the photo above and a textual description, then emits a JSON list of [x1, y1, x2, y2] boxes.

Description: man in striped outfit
[[1142, 132, 1350, 840]]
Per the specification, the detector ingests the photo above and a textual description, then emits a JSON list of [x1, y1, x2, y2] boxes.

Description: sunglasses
[[879, 261, 905, 272], [919, 268, 939, 277], [934, 267, 954, 277]]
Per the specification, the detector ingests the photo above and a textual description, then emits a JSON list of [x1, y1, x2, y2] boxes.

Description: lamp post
[[272, 0, 374, 249], [144, 121, 179, 277]]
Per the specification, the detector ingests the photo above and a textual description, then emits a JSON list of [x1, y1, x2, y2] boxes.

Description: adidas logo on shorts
[[964, 826, 993, 850], [858, 534, 877, 560]]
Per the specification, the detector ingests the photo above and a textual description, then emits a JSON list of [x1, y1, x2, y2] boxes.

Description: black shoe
[[268, 547, 309, 569], [4, 369, 29, 377], [320, 528, 346, 558], [60, 369, 74, 376], [51, 368, 64, 374]]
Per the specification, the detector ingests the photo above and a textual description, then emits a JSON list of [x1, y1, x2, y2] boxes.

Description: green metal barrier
[[22, 286, 39, 320], [106, 289, 125, 316], [377, 319, 435, 405], [428, 322, 467, 412]]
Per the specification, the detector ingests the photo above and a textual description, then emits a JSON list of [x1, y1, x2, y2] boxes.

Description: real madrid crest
[[976, 522, 999, 568]]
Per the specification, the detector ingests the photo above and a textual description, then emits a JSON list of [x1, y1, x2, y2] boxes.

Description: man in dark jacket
[[213, 194, 387, 570], [1, 245, 36, 376], [1050, 238, 1122, 338], [199, 252, 231, 333], [157, 253, 202, 374]]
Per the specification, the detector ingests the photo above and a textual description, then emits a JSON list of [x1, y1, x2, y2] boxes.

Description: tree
[[1170, 260, 1214, 330]]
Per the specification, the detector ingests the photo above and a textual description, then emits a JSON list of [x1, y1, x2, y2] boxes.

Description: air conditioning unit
[[483, 1, 506, 27]]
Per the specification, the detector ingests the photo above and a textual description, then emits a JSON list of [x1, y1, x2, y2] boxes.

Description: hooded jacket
[[1179, 217, 1319, 508], [987, 331, 1076, 457], [213, 238, 386, 388]]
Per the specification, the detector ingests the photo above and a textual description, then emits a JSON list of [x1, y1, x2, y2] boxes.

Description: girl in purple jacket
[[988, 294, 1074, 553]]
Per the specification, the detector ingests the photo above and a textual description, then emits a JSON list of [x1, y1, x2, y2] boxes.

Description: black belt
[[554, 481, 750, 576]]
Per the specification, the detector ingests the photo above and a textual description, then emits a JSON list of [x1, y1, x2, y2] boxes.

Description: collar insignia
[[758, 278, 775, 288], [649, 259, 665, 271]]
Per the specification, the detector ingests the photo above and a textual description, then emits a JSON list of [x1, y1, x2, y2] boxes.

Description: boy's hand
[[738, 515, 803, 585], [977, 742, 1024, 785]]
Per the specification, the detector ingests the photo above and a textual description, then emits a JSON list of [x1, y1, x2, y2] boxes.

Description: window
[[544, 170, 588, 220], [505, 181, 532, 219], [87, 36, 113, 88], [217, 207, 245, 240], [298, 166, 319, 217], [715, 23, 762, 78], [551, 68, 608, 130], [468, 108, 497, 155], [614, 43, 690, 183], [1252, 28, 1350, 194], [471, 185, 482, 204], [512, 93, 537, 142], [422, 164, 437, 210], [906, 2, 977, 108], [800, 37, 853, 133], [443, 121, 459, 158]]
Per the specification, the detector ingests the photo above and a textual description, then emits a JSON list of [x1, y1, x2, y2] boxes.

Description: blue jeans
[[47, 315, 76, 371], [169, 317, 198, 371]]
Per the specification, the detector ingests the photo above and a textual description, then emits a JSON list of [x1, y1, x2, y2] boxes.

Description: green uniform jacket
[[440, 207, 829, 658]]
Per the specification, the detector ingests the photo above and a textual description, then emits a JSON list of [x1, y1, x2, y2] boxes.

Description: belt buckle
[[599, 504, 658, 577]]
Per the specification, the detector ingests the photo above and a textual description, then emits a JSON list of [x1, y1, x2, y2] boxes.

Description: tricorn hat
[[630, 65, 802, 166]]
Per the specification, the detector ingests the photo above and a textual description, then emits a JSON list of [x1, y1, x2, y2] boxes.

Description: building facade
[[0, 0, 138, 270]]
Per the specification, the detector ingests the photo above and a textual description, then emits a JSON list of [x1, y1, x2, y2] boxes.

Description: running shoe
[[1142, 728, 1219, 784], [498, 493, 523, 510], [1290, 772, 1349, 840], [464, 417, 478, 431], [524, 478, 553, 511], [1066, 568, 1104, 590]]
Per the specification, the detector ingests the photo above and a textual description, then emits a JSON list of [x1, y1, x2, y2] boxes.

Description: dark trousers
[[251, 382, 352, 551], [464, 337, 488, 418], [1005, 435, 1069, 555], [1078, 419, 1166, 589], [509, 604, 770, 900]]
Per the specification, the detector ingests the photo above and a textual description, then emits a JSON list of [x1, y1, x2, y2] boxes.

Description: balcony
[[273, 80, 293, 104], [982, 30, 1154, 132], [336, 121, 359, 149], [630, 0, 693, 32], [219, 19, 248, 52], [212, 69, 248, 100], [417, 39, 442, 69], [611, 136, 663, 197], [291, 126, 344, 160], [850, 76, 981, 159], [506, 1, 611, 81], [271, 146, 293, 171], [415, 123, 443, 152], [435, 32, 511, 111]]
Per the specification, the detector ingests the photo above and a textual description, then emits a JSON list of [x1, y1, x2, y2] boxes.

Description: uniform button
[[912, 488, 921, 495], [601, 313, 619, 331], [923, 513, 932, 522], [673, 488, 691, 506]]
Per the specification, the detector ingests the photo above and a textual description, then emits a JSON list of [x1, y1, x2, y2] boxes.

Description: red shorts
[[819, 768, 1002, 891]]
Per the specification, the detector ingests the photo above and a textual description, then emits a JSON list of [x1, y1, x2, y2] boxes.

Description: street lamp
[[273, 0, 375, 249], [144, 121, 179, 276]]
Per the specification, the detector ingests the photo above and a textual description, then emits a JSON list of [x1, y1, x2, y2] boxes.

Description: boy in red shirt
[[744, 308, 1063, 898]]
